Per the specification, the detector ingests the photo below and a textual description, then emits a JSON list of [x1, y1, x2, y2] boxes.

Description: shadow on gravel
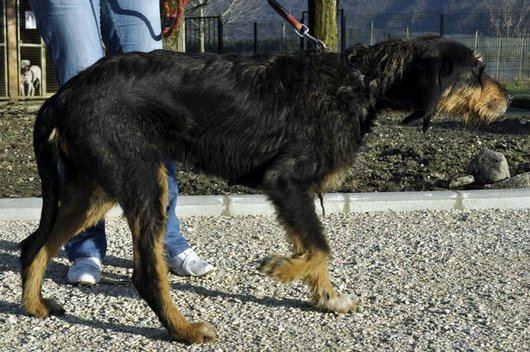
[[103, 255, 134, 270], [0, 297, 168, 341], [65, 274, 316, 311], [56, 286, 314, 341], [432, 117, 530, 135], [170, 281, 315, 312], [60, 314, 168, 341], [0, 240, 19, 273], [1, 239, 67, 275], [0, 300, 24, 316]]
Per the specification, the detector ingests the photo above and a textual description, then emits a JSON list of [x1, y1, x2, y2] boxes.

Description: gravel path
[[1, 209, 529, 351]]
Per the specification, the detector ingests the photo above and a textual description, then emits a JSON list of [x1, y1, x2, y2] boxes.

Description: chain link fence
[[216, 12, 530, 97], [344, 12, 530, 97]]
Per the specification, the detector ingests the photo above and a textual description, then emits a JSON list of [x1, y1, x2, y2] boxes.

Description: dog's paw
[[258, 255, 298, 283], [173, 322, 217, 344], [316, 294, 358, 314], [25, 298, 65, 319]]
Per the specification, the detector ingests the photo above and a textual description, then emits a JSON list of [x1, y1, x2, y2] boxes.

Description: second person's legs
[[100, 0, 214, 276]]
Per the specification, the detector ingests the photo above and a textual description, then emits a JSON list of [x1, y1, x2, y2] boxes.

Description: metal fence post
[[281, 22, 285, 51], [496, 36, 502, 80], [340, 9, 346, 51], [518, 34, 525, 80], [370, 20, 374, 45], [254, 22, 258, 54], [439, 14, 444, 37], [218, 16, 223, 54]]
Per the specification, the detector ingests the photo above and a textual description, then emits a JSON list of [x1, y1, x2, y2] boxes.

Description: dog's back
[[54, 49, 370, 188]]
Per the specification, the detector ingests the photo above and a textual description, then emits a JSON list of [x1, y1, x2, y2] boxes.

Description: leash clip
[[294, 23, 310, 37], [295, 24, 327, 51]]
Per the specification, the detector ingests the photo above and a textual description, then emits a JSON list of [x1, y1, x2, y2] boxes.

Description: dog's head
[[436, 50, 510, 125], [21, 59, 31, 72], [345, 36, 511, 126]]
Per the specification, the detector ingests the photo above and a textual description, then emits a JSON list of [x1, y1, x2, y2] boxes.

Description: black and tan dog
[[20, 36, 509, 343]]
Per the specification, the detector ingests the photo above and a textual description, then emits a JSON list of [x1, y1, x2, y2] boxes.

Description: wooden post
[[307, 0, 338, 51], [7, 0, 18, 100]]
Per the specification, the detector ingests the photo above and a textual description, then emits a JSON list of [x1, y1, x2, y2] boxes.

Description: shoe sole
[[198, 268, 215, 277], [68, 279, 98, 286], [170, 267, 215, 277]]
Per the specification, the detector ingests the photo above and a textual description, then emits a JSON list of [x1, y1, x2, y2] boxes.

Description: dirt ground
[[0, 102, 529, 198]]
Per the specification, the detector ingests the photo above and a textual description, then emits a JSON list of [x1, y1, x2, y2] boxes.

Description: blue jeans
[[30, 0, 190, 261]]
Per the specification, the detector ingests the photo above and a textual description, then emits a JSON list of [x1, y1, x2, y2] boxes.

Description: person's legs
[[30, 0, 107, 285], [100, 0, 163, 54], [28, 0, 105, 85], [163, 161, 192, 257], [163, 161, 213, 276]]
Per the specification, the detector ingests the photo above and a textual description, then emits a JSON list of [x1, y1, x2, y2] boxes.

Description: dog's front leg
[[260, 181, 357, 314]]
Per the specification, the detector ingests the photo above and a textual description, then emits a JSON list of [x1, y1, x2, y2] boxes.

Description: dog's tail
[[19, 96, 62, 264]]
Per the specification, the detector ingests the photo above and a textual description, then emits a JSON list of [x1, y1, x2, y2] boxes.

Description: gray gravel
[[1, 209, 529, 351]]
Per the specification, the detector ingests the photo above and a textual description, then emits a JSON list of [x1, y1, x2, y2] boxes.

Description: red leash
[[266, 0, 326, 50], [162, 0, 189, 38], [267, 0, 303, 32]]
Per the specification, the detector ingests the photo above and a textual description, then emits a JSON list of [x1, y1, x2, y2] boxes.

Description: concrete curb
[[1, 189, 529, 221]]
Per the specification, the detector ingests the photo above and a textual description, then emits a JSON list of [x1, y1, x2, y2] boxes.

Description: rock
[[466, 149, 510, 184], [486, 172, 530, 189], [449, 175, 475, 189]]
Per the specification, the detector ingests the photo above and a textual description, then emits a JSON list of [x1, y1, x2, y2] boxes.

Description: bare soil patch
[[1, 103, 528, 198]]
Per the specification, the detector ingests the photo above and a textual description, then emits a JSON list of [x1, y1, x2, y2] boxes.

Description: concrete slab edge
[[0, 189, 529, 221]]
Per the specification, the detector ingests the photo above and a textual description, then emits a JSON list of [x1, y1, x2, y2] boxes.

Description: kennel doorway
[[16, 0, 58, 98]]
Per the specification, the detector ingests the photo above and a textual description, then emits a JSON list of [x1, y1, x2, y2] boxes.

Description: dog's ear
[[399, 57, 449, 132], [438, 57, 460, 91]]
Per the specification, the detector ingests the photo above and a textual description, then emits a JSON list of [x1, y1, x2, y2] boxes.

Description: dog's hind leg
[[21, 178, 114, 318], [260, 183, 357, 313], [123, 164, 216, 344]]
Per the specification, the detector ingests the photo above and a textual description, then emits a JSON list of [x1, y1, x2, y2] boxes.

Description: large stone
[[449, 175, 475, 189], [466, 149, 510, 184]]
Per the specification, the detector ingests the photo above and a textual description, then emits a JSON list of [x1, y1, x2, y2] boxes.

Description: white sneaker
[[67, 257, 102, 286], [167, 249, 214, 277]]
